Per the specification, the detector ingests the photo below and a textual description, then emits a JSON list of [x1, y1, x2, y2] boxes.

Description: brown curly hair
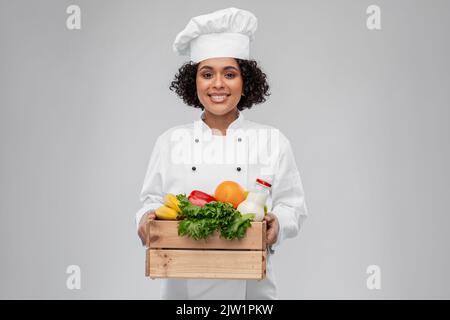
[[169, 59, 270, 110]]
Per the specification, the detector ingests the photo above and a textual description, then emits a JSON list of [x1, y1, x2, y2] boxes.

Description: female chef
[[135, 7, 308, 299]]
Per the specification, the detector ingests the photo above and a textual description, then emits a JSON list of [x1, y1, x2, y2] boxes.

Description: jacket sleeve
[[270, 134, 308, 250], [135, 136, 164, 229]]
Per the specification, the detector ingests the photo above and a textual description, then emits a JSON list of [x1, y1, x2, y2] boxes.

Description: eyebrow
[[198, 65, 240, 72]]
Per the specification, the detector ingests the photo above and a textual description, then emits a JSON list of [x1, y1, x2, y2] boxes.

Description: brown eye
[[225, 73, 236, 79], [202, 72, 212, 79]]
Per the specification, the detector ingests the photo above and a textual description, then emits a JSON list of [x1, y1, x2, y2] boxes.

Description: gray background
[[1, 0, 449, 299]]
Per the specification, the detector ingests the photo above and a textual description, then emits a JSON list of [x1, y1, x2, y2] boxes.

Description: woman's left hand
[[264, 213, 279, 246]]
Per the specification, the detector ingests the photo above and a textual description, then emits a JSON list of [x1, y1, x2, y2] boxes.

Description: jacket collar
[[196, 110, 245, 136]]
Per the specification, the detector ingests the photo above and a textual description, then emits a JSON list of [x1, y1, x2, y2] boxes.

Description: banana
[[155, 205, 178, 220], [164, 193, 181, 213]]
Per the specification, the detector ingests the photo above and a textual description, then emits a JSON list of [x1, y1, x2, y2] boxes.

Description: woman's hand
[[138, 211, 156, 246], [263, 213, 279, 246]]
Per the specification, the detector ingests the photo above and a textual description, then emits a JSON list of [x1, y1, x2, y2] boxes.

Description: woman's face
[[196, 57, 243, 116]]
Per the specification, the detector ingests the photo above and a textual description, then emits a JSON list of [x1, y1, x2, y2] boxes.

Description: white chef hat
[[173, 7, 258, 63]]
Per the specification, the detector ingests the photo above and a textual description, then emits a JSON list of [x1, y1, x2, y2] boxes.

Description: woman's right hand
[[138, 211, 156, 246]]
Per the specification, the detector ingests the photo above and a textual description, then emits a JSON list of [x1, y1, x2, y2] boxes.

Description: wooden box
[[145, 220, 267, 280]]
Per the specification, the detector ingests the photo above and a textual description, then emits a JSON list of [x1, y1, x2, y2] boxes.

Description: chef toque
[[172, 7, 258, 63]]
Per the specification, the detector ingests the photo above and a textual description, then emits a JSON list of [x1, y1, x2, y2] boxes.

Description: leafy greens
[[176, 194, 255, 240]]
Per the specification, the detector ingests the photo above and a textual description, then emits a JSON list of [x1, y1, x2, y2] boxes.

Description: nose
[[212, 74, 225, 89]]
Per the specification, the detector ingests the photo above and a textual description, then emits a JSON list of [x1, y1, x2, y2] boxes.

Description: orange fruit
[[214, 181, 246, 208]]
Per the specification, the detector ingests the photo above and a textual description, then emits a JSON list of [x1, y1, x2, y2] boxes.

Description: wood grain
[[147, 249, 266, 280], [147, 220, 266, 250]]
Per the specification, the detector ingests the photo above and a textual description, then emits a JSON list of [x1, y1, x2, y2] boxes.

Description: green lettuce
[[176, 194, 255, 240]]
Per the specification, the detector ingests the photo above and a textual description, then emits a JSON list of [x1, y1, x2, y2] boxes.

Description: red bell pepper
[[188, 190, 216, 207]]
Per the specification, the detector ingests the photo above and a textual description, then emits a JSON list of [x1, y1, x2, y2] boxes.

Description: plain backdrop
[[1, 0, 449, 299]]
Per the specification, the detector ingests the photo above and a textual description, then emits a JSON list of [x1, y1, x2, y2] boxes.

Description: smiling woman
[[169, 57, 270, 136], [136, 7, 308, 300], [196, 58, 244, 119], [169, 57, 270, 111]]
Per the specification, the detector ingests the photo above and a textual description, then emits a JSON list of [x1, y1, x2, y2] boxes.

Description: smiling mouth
[[208, 94, 230, 103]]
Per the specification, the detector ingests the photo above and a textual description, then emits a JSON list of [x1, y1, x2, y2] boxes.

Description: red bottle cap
[[256, 178, 272, 188]]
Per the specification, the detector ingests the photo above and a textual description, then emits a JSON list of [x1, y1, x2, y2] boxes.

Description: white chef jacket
[[135, 111, 308, 300]]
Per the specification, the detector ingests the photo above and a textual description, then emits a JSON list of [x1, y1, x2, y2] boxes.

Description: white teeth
[[210, 95, 228, 102]]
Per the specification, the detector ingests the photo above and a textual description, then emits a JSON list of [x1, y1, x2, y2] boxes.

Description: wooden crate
[[145, 220, 267, 280]]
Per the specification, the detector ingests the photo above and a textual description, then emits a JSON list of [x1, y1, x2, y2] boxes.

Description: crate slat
[[147, 220, 266, 250], [147, 249, 266, 280]]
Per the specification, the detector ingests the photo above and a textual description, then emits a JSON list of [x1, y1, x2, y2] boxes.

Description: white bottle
[[237, 179, 272, 222]]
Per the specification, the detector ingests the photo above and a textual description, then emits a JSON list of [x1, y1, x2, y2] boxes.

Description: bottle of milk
[[237, 179, 272, 222]]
